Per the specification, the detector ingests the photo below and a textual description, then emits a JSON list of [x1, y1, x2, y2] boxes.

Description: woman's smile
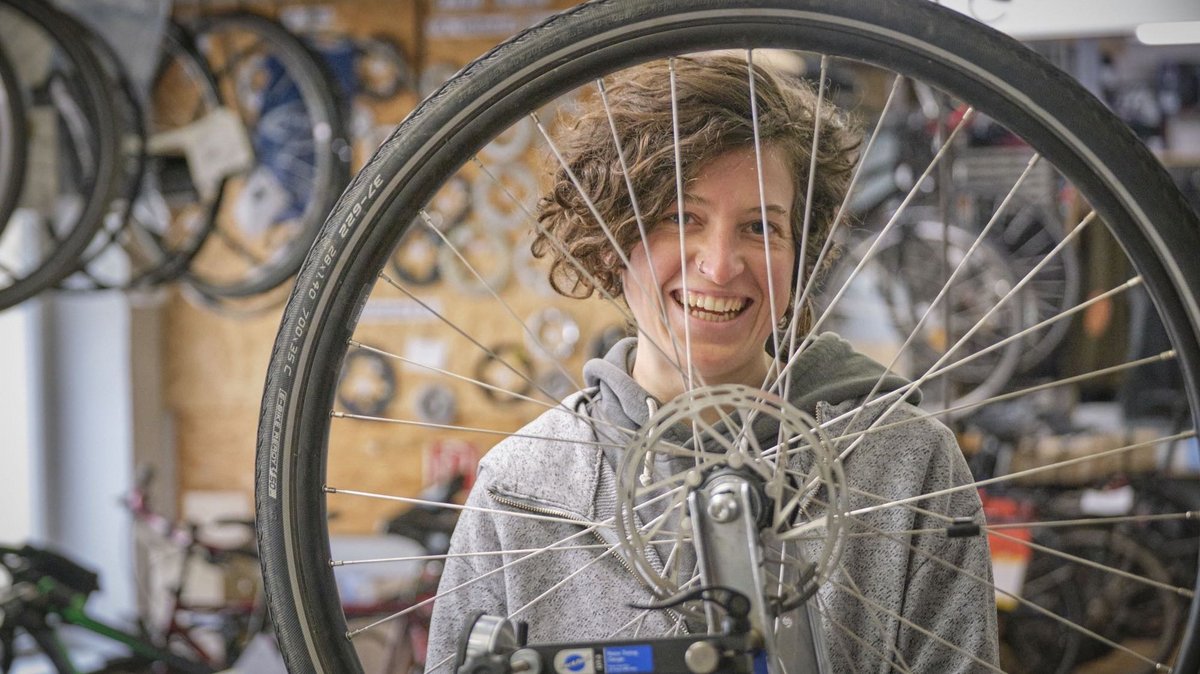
[[671, 289, 752, 322]]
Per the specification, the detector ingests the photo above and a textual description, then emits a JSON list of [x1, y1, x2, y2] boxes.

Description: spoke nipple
[[685, 469, 703, 488], [324, 485, 336, 494], [764, 481, 783, 499], [727, 452, 745, 469]]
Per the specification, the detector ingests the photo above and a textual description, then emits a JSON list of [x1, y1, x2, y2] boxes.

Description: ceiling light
[[1135, 21, 1200, 45]]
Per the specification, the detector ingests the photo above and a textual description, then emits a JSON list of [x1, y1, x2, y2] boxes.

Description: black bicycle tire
[[183, 12, 351, 300], [254, 2, 1200, 673], [0, 0, 121, 311], [0, 40, 27, 241], [128, 21, 225, 288], [998, 532, 1085, 674], [55, 9, 150, 292], [1055, 527, 1184, 673], [354, 34, 413, 101]]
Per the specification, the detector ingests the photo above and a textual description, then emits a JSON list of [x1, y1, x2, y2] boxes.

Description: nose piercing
[[696, 257, 710, 275]]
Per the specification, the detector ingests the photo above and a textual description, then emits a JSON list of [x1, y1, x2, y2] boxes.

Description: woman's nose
[[692, 227, 744, 283]]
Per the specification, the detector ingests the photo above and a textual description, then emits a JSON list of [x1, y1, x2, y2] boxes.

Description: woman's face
[[623, 145, 796, 396]]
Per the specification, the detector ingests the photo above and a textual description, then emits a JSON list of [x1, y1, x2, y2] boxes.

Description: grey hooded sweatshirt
[[427, 334, 999, 673]]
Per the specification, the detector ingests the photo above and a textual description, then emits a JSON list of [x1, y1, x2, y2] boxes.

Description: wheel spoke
[[348, 340, 639, 441], [829, 509, 1173, 671], [668, 57, 697, 392], [989, 528, 1194, 599], [809, 350, 1182, 453], [470, 156, 688, 384], [837, 152, 1044, 435], [826, 574, 1005, 673], [769, 107, 977, 393], [377, 272, 575, 406], [835, 483, 1196, 599], [824, 570, 916, 673], [597, 78, 687, 374], [417, 209, 584, 393], [329, 412, 624, 450], [778, 54, 829, 399]]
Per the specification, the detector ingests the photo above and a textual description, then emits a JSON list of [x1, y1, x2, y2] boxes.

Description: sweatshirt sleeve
[[426, 467, 508, 673], [895, 421, 1000, 672]]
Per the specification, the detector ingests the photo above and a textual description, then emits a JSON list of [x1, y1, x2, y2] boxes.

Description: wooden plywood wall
[[166, 0, 613, 534]]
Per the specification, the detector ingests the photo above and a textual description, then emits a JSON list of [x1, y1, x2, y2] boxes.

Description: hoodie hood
[[583, 332, 917, 438]]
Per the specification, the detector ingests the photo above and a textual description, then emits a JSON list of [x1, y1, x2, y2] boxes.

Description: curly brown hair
[[532, 54, 861, 313]]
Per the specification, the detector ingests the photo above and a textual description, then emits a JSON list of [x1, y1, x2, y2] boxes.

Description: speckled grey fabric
[[426, 334, 999, 673]]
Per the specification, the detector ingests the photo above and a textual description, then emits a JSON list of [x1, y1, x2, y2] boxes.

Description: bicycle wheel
[[183, 12, 350, 302], [820, 214, 1028, 415], [0, 41, 26, 241], [65, 20, 230, 291], [997, 536, 1084, 674], [0, 0, 121, 310], [126, 22, 226, 288], [255, 2, 1200, 673], [54, 10, 151, 292], [1056, 528, 1184, 673]]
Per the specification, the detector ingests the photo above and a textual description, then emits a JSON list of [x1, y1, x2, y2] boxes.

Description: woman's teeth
[[675, 291, 747, 322]]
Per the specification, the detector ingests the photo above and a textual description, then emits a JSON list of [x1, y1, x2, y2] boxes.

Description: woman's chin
[[688, 348, 772, 389]]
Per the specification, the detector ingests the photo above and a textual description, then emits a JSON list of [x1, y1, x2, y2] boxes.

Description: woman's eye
[[749, 220, 784, 237]]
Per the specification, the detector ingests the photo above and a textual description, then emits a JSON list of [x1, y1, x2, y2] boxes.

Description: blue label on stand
[[603, 645, 654, 673]]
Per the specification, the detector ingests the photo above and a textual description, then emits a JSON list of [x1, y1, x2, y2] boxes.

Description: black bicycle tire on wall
[[183, 12, 351, 301], [254, 2, 1200, 673], [0, 0, 121, 311], [132, 21, 226, 288], [0, 40, 27, 242], [55, 9, 151, 292]]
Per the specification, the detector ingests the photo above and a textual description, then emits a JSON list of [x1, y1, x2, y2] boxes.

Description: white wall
[[39, 292, 139, 620], [0, 300, 46, 544]]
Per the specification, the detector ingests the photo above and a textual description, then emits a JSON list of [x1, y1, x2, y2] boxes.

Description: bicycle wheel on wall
[[255, 2, 1200, 673], [54, 9, 151, 292], [127, 22, 227, 288], [0, 0, 121, 310], [183, 12, 350, 304], [0, 41, 26, 242]]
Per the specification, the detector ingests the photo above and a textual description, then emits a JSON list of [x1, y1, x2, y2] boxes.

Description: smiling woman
[[532, 55, 859, 402], [425, 54, 999, 671]]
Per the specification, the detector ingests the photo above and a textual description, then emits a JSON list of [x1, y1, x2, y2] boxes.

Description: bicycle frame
[[0, 544, 215, 674]]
